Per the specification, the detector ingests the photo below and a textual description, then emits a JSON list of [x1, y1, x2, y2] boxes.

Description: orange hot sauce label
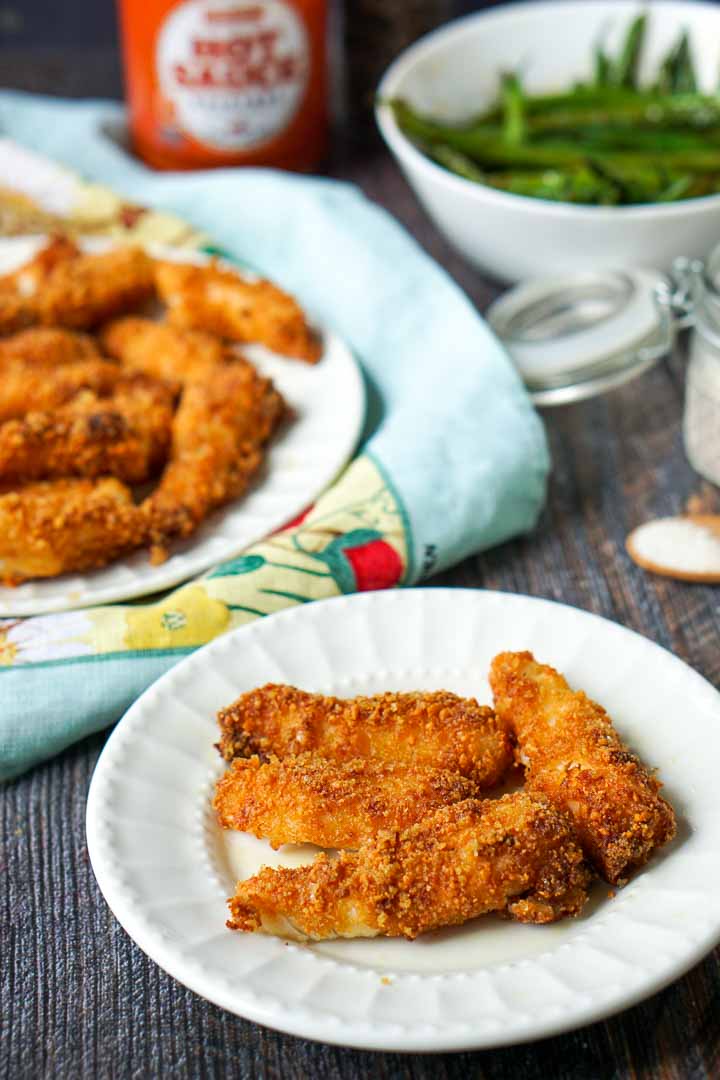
[[118, 0, 328, 171]]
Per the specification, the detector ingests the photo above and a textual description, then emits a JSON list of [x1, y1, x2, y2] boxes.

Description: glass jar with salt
[[481, 250, 720, 500]]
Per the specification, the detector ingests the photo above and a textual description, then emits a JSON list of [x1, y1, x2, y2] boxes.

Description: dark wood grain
[[2, 50, 720, 1080]]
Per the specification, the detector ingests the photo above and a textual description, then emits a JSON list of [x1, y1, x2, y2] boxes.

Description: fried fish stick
[[35, 246, 155, 329], [0, 477, 145, 585], [143, 361, 286, 556], [100, 317, 226, 382], [216, 685, 513, 788], [489, 651, 676, 884], [227, 793, 591, 940], [214, 754, 480, 849], [0, 360, 123, 421], [155, 260, 321, 362], [0, 328, 101, 367], [0, 375, 175, 484]]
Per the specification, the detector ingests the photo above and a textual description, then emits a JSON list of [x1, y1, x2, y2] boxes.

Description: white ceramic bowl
[[376, 0, 720, 282]]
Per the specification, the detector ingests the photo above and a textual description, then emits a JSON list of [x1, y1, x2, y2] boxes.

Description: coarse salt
[[631, 518, 720, 574]]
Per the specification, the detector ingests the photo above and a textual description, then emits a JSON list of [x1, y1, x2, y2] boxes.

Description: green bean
[[470, 165, 619, 204], [393, 102, 720, 171], [426, 139, 720, 205], [657, 175, 694, 201], [594, 46, 611, 88], [428, 144, 486, 182], [673, 32, 697, 92], [501, 73, 526, 144], [525, 101, 720, 132], [385, 14, 720, 205], [546, 127, 720, 151], [611, 14, 646, 88], [655, 30, 698, 94], [480, 88, 720, 122]]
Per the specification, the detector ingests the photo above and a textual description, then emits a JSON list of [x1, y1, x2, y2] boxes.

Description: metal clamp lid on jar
[[487, 257, 706, 407]]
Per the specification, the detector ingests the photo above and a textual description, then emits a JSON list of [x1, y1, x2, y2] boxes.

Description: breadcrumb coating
[[0, 328, 103, 370], [0, 290, 33, 336], [0, 477, 145, 584], [100, 316, 226, 382], [0, 374, 176, 485], [214, 753, 480, 849], [35, 247, 155, 329], [0, 238, 312, 582], [489, 651, 677, 884], [0, 240, 155, 331], [155, 259, 321, 362], [0, 360, 123, 422], [216, 684, 513, 788], [0, 236, 79, 301], [142, 360, 286, 558], [227, 792, 591, 940]]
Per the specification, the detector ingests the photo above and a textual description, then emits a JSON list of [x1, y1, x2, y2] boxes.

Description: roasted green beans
[[388, 16, 720, 205]]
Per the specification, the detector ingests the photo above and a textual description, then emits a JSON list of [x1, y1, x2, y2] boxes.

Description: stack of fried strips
[[213, 654, 676, 941], [0, 236, 321, 584]]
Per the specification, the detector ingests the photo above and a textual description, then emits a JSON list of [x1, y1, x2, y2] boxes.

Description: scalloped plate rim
[[86, 588, 720, 1051], [0, 236, 365, 616]]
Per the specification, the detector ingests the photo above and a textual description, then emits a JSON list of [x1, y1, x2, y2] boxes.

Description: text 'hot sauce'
[[118, 0, 328, 171]]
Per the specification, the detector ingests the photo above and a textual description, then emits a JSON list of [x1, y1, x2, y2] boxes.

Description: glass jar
[[488, 255, 720, 489], [684, 253, 720, 486]]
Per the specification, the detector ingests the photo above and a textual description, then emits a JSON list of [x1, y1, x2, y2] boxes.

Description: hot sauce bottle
[[118, 0, 328, 171]]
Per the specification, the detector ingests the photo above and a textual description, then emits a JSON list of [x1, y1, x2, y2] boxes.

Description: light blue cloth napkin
[[0, 91, 549, 781]]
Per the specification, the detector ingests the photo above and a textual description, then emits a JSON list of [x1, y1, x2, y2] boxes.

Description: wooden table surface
[[2, 54, 720, 1080]]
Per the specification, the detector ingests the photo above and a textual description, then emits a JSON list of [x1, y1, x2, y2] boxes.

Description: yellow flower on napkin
[[124, 585, 230, 650]]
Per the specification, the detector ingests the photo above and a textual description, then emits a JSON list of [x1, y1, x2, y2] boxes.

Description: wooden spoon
[[626, 515, 720, 583]]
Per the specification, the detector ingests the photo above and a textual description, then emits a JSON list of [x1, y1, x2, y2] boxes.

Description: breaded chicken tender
[[143, 360, 286, 557], [100, 317, 226, 382], [216, 685, 513, 788], [214, 753, 480, 849], [0, 477, 145, 585], [0, 237, 81, 333], [155, 259, 321, 362], [0, 360, 123, 422], [0, 235, 79, 299], [489, 651, 676, 884], [227, 793, 591, 940], [0, 374, 175, 484], [0, 290, 34, 336], [0, 327, 101, 367], [35, 246, 155, 328]]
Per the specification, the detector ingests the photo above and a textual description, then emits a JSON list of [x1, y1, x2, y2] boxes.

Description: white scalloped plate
[[0, 237, 364, 616], [86, 589, 720, 1051]]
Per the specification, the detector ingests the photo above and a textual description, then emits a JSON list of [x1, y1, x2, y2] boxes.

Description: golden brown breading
[[154, 259, 321, 362], [100, 316, 226, 382], [0, 477, 145, 585], [34, 247, 155, 328], [0, 360, 123, 422], [0, 327, 101, 367], [227, 793, 591, 940], [216, 685, 513, 788], [489, 651, 677, 884], [142, 360, 286, 558], [0, 235, 80, 298], [0, 374, 176, 484], [214, 753, 480, 849], [0, 290, 33, 336], [0, 237, 81, 334]]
